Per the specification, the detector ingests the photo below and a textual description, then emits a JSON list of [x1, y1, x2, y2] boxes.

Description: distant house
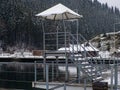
[[58, 42, 99, 57]]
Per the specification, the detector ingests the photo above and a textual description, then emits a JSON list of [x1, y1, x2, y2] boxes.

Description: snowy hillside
[[91, 31, 120, 53]]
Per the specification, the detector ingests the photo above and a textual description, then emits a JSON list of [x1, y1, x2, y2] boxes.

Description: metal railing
[[33, 61, 120, 90], [44, 31, 108, 83], [69, 33, 104, 82]]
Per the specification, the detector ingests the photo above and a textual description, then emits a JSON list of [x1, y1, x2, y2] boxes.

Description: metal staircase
[[69, 33, 105, 83], [44, 31, 106, 83]]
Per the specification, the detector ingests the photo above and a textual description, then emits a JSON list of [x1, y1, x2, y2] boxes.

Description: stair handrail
[[69, 33, 104, 82]]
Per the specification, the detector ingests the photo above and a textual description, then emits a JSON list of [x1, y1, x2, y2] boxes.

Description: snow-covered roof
[[36, 3, 83, 20]]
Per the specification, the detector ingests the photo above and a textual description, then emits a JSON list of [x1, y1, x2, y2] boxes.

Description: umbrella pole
[[42, 19, 46, 81], [76, 19, 81, 83], [56, 22, 59, 78], [56, 22, 59, 50], [62, 15, 69, 82]]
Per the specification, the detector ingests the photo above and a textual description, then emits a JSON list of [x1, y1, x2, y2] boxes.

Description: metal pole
[[56, 25, 59, 50], [41, 19, 45, 51], [72, 36, 75, 60], [78, 62, 81, 83], [114, 23, 116, 52], [56, 22, 59, 80], [113, 22, 120, 90], [52, 61, 54, 82], [114, 64, 118, 90], [110, 65, 114, 90], [76, 9, 79, 53], [43, 55, 46, 81], [76, 10, 80, 83], [64, 83, 66, 90], [62, 14, 68, 81], [65, 56, 69, 81], [42, 19, 46, 80], [84, 79, 86, 90], [34, 61, 37, 82], [75, 9, 79, 54], [46, 64, 49, 90], [56, 56, 59, 78]]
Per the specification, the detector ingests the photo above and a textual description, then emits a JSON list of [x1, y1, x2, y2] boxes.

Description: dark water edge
[[0, 62, 45, 90], [0, 62, 58, 90], [0, 81, 45, 90], [0, 88, 45, 90]]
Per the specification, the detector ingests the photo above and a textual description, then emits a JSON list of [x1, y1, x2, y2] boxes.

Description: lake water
[[0, 63, 119, 90]]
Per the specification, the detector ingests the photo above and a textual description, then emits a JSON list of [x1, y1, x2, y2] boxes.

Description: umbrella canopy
[[35, 3, 83, 20]]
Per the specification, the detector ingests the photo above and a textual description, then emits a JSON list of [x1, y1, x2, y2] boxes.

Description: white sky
[[97, 0, 120, 9]]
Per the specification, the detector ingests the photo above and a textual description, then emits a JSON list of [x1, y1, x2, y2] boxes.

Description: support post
[[42, 19, 46, 81], [64, 83, 66, 90], [110, 65, 114, 90], [62, 15, 69, 82], [77, 62, 81, 83], [84, 79, 86, 90], [114, 64, 118, 90], [65, 55, 69, 82], [76, 10, 80, 82], [56, 25, 59, 50], [56, 56, 59, 78], [43, 54, 46, 81], [34, 61, 37, 82], [46, 64, 49, 90], [52, 61, 54, 82], [41, 19, 45, 51]]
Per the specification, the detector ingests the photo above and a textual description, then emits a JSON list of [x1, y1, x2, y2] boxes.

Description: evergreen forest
[[0, 0, 120, 50]]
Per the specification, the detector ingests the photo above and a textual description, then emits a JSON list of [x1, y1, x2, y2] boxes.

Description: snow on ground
[[59, 65, 120, 86], [102, 69, 120, 86], [99, 51, 111, 58]]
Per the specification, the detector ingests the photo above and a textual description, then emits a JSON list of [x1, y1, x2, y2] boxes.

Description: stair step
[[81, 62, 89, 64], [70, 53, 105, 83], [92, 74, 102, 77], [74, 55, 82, 58], [82, 66, 92, 69], [85, 70, 101, 76], [88, 73, 98, 76], [45, 51, 70, 56], [80, 60, 89, 63], [84, 68, 96, 72], [93, 76, 104, 82]]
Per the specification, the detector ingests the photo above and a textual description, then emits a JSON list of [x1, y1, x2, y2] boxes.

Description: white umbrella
[[35, 3, 83, 20]]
